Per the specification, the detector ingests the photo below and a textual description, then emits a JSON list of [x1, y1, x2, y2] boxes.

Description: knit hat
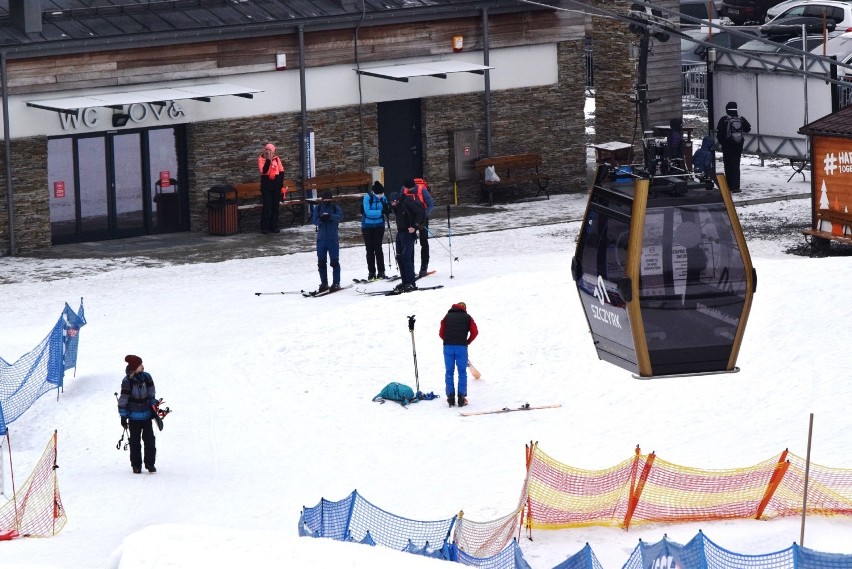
[[372, 181, 385, 194], [403, 178, 416, 189], [264, 143, 275, 152], [125, 354, 142, 373]]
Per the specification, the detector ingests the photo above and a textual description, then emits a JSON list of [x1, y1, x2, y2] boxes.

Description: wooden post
[[800, 413, 814, 546]]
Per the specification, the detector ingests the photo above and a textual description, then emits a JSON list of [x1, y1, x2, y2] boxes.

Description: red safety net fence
[[0, 431, 67, 539], [522, 443, 852, 535]]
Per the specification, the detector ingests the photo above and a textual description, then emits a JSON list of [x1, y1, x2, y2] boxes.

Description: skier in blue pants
[[311, 190, 344, 292], [439, 302, 479, 408]]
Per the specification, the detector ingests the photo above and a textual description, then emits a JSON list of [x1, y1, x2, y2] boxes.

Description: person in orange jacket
[[257, 143, 285, 233]]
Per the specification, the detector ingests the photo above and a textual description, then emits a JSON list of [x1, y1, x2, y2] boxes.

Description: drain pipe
[[298, 24, 308, 220], [482, 7, 492, 157], [1, 52, 16, 256]]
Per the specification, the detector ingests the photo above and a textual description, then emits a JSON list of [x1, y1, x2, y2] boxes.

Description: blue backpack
[[373, 382, 417, 406], [362, 193, 386, 224]]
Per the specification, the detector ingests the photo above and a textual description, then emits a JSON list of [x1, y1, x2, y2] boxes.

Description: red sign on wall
[[159, 171, 171, 187], [54, 181, 66, 198]]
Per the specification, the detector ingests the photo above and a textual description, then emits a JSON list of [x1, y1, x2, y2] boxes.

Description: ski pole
[[254, 290, 303, 296], [408, 315, 419, 393], [447, 204, 454, 279], [386, 214, 398, 271], [116, 428, 128, 451], [426, 226, 458, 261]]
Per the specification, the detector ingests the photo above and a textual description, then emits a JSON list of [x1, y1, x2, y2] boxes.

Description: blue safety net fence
[[0, 299, 86, 435], [623, 531, 852, 569], [299, 491, 852, 569]]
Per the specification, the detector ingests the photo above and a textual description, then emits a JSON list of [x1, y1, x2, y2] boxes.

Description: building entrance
[[48, 125, 187, 245]]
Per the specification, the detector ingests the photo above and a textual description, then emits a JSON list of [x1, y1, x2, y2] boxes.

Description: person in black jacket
[[439, 302, 479, 408], [117, 354, 157, 474], [715, 101, 751, 193], [389, 192, 425, 292]]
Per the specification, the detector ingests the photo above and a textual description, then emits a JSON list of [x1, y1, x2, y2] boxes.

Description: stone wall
[[423, 39, 588, 205], [0, 137, 51, 255], [187, 106, 379, 232]]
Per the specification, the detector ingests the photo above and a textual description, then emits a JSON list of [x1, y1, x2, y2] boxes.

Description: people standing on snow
[[439, 302, 479, 408], [360, 181, 389, 281], [389, 191, 425, 292], [311, 190, 344, 293], [715, 101, 751, 193], [117, 354, 157, 474], [401, 178, 434, 278], [257, 142, 285, 234]]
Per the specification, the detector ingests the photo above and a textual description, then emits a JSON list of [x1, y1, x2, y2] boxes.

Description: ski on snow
[[302, 283, 354, 298], [459, 403, 562, 417], [357, 284, 444, 296], [352, 275, 399, 284], [384, 270, 436, 283]]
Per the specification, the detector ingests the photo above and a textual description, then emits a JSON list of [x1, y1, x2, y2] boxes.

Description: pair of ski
[[459, 403, 561, 417], [356, 270, 439, 296], [301, 284, 354, 298], [358, 284, 443, 296], [352, 275, 399, 284]]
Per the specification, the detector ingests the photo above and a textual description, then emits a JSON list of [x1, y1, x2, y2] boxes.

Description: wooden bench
[[474, 154, 550, 206], [801, 209, 852, 249], [233, 180, 303, 228], [303, 171, 372, 202]]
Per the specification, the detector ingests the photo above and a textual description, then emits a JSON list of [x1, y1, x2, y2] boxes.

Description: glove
[[320, 212, 331, 222], [121, 417, 128, 429]]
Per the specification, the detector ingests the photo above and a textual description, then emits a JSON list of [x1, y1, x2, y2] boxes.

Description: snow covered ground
[[1, 111, 850, 568]]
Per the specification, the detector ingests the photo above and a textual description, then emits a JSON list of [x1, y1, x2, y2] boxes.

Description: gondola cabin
[[571, 166, 757, 378]]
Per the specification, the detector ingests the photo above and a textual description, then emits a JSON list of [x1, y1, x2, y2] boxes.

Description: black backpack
[[726, 116, 744, 145], [402, 192, 426, 226]]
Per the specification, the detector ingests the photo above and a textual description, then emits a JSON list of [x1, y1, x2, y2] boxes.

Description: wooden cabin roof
[[800, 104, 852, 138]]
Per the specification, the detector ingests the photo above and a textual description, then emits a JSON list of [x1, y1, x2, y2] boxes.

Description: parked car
[[765, 0, 812, 21], [810, 30, 852, 74], [721, 0, 786, 24], [680, 0, 724, 27], [762, 0, 852, 32], [681, 27, 761, 62], [761, 15, 839, 35], [738, 32, 832, 50]]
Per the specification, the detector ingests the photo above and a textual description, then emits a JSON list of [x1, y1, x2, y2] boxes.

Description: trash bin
[[207, 185, 239, 236]]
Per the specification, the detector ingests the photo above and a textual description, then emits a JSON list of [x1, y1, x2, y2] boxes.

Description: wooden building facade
[[0, 0, 588, 254]]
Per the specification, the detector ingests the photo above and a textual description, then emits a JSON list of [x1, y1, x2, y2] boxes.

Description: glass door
[[49, 127, 186, 244], [77, 136, 110, 240], [112, 132, 145, 237]]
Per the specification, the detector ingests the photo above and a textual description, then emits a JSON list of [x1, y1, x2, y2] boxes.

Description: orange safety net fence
[[523, 443, 852, 533], [0, 431, 67, 539]]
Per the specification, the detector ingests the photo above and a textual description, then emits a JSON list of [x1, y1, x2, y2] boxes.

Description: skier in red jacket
[[439, 302, 478, 408]]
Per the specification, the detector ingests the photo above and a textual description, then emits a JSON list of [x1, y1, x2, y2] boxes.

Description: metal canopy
[[355, 60, 493, 82], [25, 83, 263, 114]]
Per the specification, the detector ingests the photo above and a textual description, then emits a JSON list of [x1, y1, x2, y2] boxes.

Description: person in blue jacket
[[117, 354, 157, 474], [360, 181, 389, 281], [311, 190, 344, 292]]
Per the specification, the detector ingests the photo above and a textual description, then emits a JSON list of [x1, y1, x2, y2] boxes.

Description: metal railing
[[682, 62, 707, 110]]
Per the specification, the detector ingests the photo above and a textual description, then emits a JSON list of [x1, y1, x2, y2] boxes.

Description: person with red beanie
[[117, 354, 158, 474], [439, 302, 478, 408]]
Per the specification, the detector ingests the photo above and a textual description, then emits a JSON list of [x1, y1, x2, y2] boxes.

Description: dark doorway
[[48, 126, 188, 245], [378, 99, 423, 195]]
